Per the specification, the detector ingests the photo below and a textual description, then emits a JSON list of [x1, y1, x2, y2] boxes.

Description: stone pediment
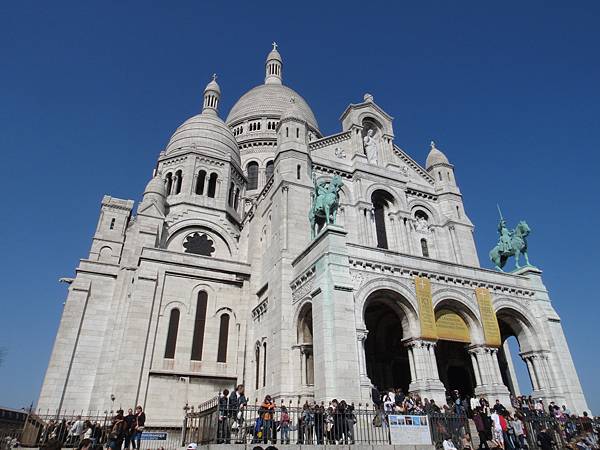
[[137, 201, 166, 219]]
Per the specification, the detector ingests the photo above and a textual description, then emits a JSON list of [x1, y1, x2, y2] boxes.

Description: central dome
[[226, 84, 319, 131]]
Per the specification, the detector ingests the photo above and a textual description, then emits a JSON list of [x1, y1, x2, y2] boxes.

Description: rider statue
[[309, 174, 344, 239], [489, 205, 533, 271], [497, 218, 513, 253]]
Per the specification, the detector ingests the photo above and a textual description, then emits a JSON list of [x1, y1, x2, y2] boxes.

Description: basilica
[[38, 45, 590, 424]]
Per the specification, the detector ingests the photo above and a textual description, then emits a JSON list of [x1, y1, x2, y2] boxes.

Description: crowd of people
[[216, 385, 363, 445], [39, 406, 147, 450], [213, 384, 599, 449]]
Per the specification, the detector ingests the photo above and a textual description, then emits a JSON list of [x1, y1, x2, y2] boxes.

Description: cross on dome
[[212, 73, 217, 81], [272, 41, 278, 51], [430, 140, 437, 149]]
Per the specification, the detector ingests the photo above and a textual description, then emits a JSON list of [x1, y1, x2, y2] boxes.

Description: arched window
[[255, 343, 260, 389], [262, 342, 267, 387], [456, 205, 461, 219], [228, 182, 234, 206], [234, 187, 240, 211], [421, 238, 429, 257], [297, 164, 301, 180], [165, 173, 173, 195], [265, 160, 274, 181], [164, 308, 180, 359], [174, 170, 183, 194], [247, 162, 259, 190], [196, 170, 206, 195], [438, 172, 442, 181], [109, 218, 115, 230], [207, 173, 218, 198], [296, 128, 299, 138], [371, 190, 395, 249], [217, 314, 230, 363], [191, 291, 208, 360]]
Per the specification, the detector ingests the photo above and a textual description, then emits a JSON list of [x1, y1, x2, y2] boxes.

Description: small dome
[[226, 84, 319, 131], [165, 113, 241, 166], [426, 141, 450, 170], [267, 47, 282, 63], [204, 76, 221, 94], [144, 174, 166, 197]]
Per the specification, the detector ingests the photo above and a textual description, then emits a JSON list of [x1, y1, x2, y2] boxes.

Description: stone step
[[468, 419, 481, 447]]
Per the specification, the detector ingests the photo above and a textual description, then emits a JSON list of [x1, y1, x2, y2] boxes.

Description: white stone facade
[[38, 45, 590, 424]]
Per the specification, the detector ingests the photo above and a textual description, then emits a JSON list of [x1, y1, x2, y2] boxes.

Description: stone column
[[468, 345, 511, 406], [356, 329, 372, 400], [404, 338, 446, 406]]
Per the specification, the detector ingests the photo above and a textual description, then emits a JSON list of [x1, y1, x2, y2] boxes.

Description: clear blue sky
[[0, 1, 598, 412]]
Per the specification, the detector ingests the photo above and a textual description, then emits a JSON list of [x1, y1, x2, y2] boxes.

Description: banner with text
[[475, 287, 501, 347], [414, 276, 438, 340]]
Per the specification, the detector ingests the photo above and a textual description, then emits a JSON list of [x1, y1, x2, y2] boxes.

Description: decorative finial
[[289, 96, 296, 104], [364, 93, 374, 103], [430, 140, 437, 150], [212, 73, 217, 81], [272, 41, 278, 51]]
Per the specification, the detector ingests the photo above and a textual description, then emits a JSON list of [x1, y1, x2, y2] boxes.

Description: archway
[[297, 303, 314, 386], [371, 190, 395, 249], [434, 308, 476, 398], [496, 309, 537, 397], [364, 296, 411, 393]]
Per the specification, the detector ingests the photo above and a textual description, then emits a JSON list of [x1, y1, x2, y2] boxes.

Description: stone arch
[[98, 246, 113, 261], [365, 183, 402, 209], [166, 220, 236, 258], [190, 283, 217, 317], [355, 276, 420, 338], [408, 199, 441, 224], [432, 291, 485, 345], [361, 283, 416, 392], [494, 299, 545, 397], [214, 306, 237, 324], [494, 300, 541, 354], [161, 299, 189, 316]]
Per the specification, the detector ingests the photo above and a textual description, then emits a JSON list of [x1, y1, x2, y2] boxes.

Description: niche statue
[[363, 129, 379, 165], [309, 174, 344, 239]]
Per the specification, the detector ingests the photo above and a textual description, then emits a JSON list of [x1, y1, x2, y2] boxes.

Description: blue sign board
[[140, 432, 168, 441]]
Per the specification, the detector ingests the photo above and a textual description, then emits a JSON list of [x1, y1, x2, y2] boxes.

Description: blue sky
[[0, 1, 598, 412]]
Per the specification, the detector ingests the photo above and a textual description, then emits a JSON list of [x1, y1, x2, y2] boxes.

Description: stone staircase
[[468, 418, 481, 448]]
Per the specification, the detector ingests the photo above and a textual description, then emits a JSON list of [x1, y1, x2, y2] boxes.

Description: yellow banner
[[435, 309, 471, 343], [475, 287, 501, 347], [414, 276, 438, 340]]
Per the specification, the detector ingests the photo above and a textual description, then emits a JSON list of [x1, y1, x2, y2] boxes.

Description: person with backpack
[[107, 410, 126, 450], [258, 395, 275, 444]]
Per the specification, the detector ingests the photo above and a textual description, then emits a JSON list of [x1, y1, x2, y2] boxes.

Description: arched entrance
[[364, 296, 411, 393], [297, 303, 314, 386], [496, 308, 537, 396], [434, 308, 476, 397]]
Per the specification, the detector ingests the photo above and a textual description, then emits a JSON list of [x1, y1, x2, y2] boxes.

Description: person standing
[[280, 405, 290, 445], [217, 390, 230, 444], [107, 410, 126, 450], [259, 395, 275, 444], [472, 408, 490, 449], [124, 408, 136, 449], [229, 385, 247, 443], [133, 405, 146, 450]]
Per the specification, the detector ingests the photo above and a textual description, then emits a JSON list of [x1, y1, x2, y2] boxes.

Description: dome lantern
[[426, 140, 451, 170], [265, 42, 283, 85], [202, 74, 221, 116]]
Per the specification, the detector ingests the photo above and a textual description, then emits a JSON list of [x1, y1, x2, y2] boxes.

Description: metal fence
[[4, 411, 181, 450], [183, 401, 470, 447], [521, 413, 599, 449]]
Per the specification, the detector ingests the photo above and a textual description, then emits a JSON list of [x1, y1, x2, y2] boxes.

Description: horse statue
[[309, 174, 344, 238], [489, 219, 532, 271]]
